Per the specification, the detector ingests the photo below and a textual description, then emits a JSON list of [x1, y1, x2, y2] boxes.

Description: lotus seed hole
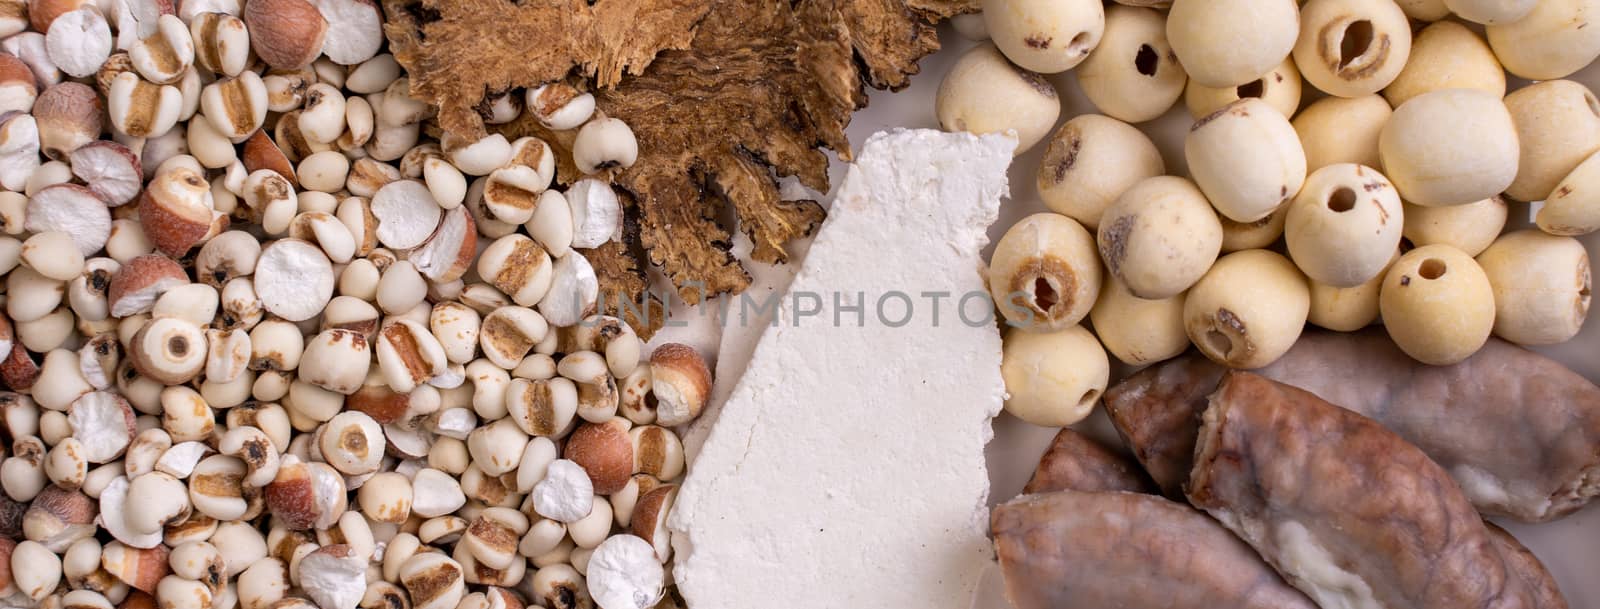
[[1033, 277, 1058, 311], [1328, 187, 1357, 212], [1135, 44, 1158, 76], [1205, 329, 1232, 357], [1339, 20, 1374, 69], [1236, 79, 1264, 99], [1068, 31, 1092, 55], [1419, 258, 1447, 280], [168, 336, 189, 357], [1078, 389, 1100, 407]]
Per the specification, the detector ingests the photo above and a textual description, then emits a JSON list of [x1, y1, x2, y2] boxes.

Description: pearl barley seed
[[45, 9, 111, 79], [532, 459, 594, 523], [21, 231, 84, 281], [587, 535, 665, 609]]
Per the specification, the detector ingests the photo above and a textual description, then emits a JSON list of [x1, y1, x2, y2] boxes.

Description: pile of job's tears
[[0, 2, 716, 609]]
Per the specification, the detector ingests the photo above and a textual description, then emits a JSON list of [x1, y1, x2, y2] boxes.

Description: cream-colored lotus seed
[[1285, 164, 1404, 287], [1076, 5, 1185, 123], [935, 43, 1061, 154], [1395, 0, 1451, 21], [1383, 21, 1504, 108], [1477, 230, 1591, 345], [1088, 276, 1187, 366], [1404, 196, 1507, 256], [981, 0, 1106, 74], [1220, 206, 1288, 253], [1167, 0, 1298, 87], [1186, 98, 1307, 222], [1308, 258, 1390, 332], [951, 13, 989, 41], [1184, 56, 1302, 119], [989, 213, 1101, 332], [1097, 176, 1223, 299], [1541, 150, 1600, 236], [1447, 0, 1536, 23], [1378, 88, 1519, 207], [999, 325, 1108, 427], [1293, 0, 1411, 97], [1503, 80, 1600, 203], [1035, 114, 1164, 229], [1379, 244, 1496, 365], [1487, 0, 1600, 81], [1183, 249, 1310, 369], [1294, 94, 1391, 173]]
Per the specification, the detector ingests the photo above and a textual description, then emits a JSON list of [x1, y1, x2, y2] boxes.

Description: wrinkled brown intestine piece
[[1103, 352, 1222, 498], [1105, 329, 1600, 522], [1013, 416, 1565, 609], [993, 491, 1319, 609], [1022, 428, 1155, 495], [1189, 372, 1551, 609], [1486, 523, 1572, 609]]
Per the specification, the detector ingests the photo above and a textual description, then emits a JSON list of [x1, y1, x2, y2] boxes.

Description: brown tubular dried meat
[[1104, 329, 1600, 522], [1189, 372, 1558, 609], [1488, 523, 1572, 609], [993, 491, 1319, 609], [1010, 422, 1566, 609], [1022, 429, 1155, 495], [391, 0, 966, 303], [382, 0, 711, 141], [1000, 426, 1314, 609]]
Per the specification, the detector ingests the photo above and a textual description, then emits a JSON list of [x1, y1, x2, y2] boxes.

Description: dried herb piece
[[592, 0, 962, 302], [392, 0, 969, 303], [382, 0, 712, 140], [581, 192, 667, 339]]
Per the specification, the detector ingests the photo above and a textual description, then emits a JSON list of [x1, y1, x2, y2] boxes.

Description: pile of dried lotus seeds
[[943, 0, 1600, 428]]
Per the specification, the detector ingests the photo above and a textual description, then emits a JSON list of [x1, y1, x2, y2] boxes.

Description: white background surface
[[650, 22, 1600, 609]]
